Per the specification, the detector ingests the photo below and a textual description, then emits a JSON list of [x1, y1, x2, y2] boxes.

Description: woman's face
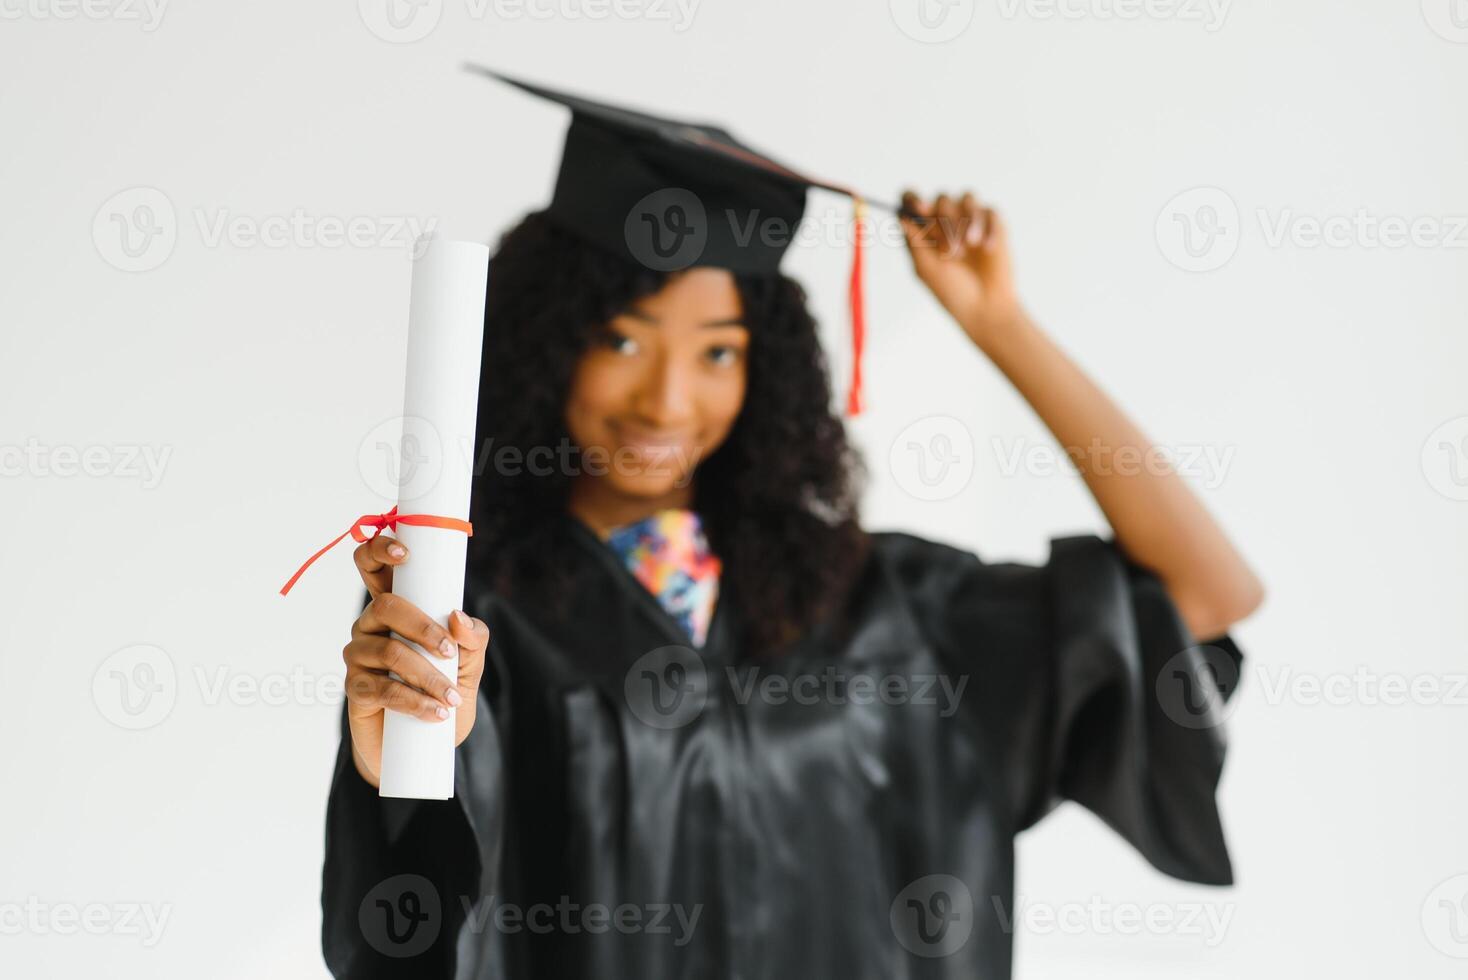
[[564, 267, 750, 503]]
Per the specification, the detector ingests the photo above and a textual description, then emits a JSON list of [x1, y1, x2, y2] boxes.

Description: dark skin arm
[[900, 190, 1265, 639]]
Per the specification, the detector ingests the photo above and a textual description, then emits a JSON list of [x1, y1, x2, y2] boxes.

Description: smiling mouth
[[609, 422, 697, 452]]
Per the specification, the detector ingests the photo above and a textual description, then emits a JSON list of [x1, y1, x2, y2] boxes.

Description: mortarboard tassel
[[845, 197, 867, 417]]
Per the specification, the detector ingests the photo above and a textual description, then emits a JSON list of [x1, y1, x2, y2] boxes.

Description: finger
[[898, 190, 932, 250], [900, 190, 954, 270], [933, 193, 963, 257], [356, 592, 458, 660], [980, 206, 1006, 252], [958, 192, 985, 247], [346, 635, 462, 708], [448, 611, 491, 691], [346, 669, 452, 723], [448, 610, 491, 655], [899, 189, 933, 220], [353, 535, 408, 599]]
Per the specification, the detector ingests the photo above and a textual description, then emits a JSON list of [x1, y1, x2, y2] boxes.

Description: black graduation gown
[[322, 516, 1242, 979]]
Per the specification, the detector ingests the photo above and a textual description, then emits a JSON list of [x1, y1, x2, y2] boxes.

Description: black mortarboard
[[465, 63, 895, 416]]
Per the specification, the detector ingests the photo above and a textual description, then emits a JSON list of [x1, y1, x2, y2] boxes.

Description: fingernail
[[435, 706, 449, 720], [445, 688, 462, 707], [454, 610, 472, 630], [388, 544, 406, 559], [439, 638, 458, 658]]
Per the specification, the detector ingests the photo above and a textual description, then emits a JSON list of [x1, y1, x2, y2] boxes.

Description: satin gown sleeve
[[902, 532, 1242, 885]]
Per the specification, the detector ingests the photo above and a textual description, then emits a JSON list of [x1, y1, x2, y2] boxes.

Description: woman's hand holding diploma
[[342, 534, 491, 789]]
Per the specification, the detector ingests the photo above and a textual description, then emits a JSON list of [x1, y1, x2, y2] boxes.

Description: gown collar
[[564, 509, 728, 653]]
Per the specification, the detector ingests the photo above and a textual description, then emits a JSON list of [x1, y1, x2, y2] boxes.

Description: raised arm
[[899, 190, 1264, 639]]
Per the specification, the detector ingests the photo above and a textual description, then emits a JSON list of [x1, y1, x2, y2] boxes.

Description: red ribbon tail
[[279, 529, 354, 596]]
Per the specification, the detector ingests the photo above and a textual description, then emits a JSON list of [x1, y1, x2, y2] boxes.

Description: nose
[[631, 348, 697, 427]]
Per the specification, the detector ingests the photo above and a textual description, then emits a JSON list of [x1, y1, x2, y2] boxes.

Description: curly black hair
[[466, 210, 869, 656]]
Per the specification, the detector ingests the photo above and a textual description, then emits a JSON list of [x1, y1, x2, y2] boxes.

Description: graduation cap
[[466, 63, 916, 416]]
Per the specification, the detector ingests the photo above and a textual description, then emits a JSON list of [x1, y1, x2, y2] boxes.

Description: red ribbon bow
[[279, 506, 473, 596]]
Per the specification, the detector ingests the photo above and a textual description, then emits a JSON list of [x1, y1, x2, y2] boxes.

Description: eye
[[598, 328, 640, 356], [705, 343, 743, 367]]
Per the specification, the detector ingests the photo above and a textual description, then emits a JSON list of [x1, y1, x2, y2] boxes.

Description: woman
[[322, 180, 1263, 977]]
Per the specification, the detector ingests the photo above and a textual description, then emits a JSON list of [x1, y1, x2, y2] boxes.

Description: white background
[[2, 0, 1466, 976]]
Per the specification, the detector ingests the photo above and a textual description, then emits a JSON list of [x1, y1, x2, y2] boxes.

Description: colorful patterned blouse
[[602, 508, 722, 647]]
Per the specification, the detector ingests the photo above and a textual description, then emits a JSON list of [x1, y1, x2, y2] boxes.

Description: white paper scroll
[[378, 237, 489, 800]]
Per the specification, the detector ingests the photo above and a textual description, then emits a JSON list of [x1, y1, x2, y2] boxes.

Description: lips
[[608, 422, 697, 460]]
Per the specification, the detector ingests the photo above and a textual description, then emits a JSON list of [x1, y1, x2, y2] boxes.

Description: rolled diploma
[[378, 237, 489, 800]]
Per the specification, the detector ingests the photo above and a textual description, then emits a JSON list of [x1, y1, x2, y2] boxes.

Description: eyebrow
[[624, 309, 746, 328]]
